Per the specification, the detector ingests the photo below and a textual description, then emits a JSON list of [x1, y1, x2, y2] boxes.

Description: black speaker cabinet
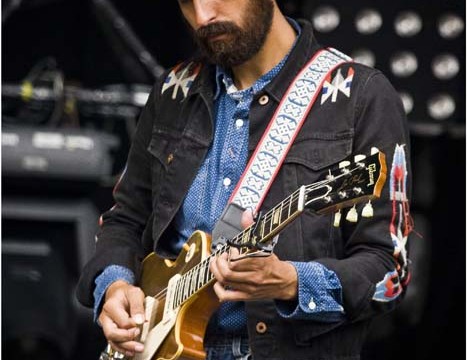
[[2, 198, 99, 359]]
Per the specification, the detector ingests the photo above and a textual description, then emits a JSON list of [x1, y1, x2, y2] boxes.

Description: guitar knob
[[371, 147, 380, 155], [338, 191, 348, 199]]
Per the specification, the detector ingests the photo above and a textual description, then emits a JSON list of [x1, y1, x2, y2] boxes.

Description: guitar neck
[[170, 150, 387, 309], [172, 186, 307, 308]]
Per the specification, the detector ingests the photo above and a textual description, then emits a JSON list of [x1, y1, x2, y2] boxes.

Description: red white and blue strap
[[229, 48, 352, 212]]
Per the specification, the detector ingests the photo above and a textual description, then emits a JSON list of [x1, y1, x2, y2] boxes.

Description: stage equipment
[[302, 0, 465, 138], [2, 126, 117, 185], [2, 198, 100, 360]]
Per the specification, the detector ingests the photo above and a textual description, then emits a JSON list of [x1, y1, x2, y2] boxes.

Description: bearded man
[[77, 1, 413, 359]]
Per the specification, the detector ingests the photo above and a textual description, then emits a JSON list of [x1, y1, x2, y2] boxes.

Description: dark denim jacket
[[77, 20, 412, 359]]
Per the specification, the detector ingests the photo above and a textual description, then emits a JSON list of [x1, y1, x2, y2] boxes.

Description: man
[[76, 0, 413, 359]]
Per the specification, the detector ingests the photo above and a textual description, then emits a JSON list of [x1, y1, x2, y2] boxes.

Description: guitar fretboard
[[171, 186, 306, 309]]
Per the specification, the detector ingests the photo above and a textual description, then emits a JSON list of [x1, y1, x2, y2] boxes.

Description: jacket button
[[258, 95, 269, 105], [167, 153, 174, 164], [255, 321, 267, 334]]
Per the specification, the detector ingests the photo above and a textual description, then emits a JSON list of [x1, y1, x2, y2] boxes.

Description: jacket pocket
[[147, 131, 183, 202], [147, 130, 183, 171], [285, 130, 354, 172]]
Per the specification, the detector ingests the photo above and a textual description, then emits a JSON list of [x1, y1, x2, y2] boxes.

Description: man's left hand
[[209, 247, 298, 302]]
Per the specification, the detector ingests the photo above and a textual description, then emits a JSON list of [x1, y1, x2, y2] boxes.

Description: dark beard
[[193, 0, 274, 67]]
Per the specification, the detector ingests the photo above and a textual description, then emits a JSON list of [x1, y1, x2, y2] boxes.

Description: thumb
[[126, 286, 145, 325]]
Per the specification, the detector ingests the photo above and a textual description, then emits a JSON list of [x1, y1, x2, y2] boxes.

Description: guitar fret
[[183, 273, 190, 300], [198, 263, 205, 289], [191, 269, 197, 296], [241, 230, 249, 246], [183, 274, 190, 301], [179, 276, 186, 306], [174, 278, 181, 308], [279, 200, 285, 227], [178, 277, 184, 307], [273, 207, 281, 225], [288, 194, 292, 218], [204, 257, 212, 284], [187, 271, 194, 297], [266, 210, 273, 235]]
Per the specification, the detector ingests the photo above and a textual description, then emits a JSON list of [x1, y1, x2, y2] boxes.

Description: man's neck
[[231, 11, 297, 90]]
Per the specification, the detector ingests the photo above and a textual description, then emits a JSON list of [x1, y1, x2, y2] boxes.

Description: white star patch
[[320, 67, 355, 105], [161, 62, 201, 100]]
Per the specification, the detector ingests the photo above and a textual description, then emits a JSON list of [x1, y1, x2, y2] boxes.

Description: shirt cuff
[[275, 261, 345, 322], [93, 265, 135, 323]]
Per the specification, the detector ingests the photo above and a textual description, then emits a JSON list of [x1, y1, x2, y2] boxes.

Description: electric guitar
[[99, 149, 387, 360]]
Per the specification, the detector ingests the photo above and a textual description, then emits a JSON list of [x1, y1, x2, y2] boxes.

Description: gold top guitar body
[[137, 231, 218, 360]]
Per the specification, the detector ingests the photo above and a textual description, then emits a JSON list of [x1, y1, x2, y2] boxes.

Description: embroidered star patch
[[161, 62, 201, 100], [389, 144, 412, 281], [320, 67, 354, 105], [373, 269, 403, 302]]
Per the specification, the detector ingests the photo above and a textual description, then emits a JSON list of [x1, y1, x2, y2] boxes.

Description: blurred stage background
[[1, 0, 465, 359]]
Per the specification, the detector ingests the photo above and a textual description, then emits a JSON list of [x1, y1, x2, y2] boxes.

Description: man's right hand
[[98, 280, 146, 357]]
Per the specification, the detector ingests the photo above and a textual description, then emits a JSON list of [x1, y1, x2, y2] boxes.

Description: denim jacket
[[76, 19, 413, 360]]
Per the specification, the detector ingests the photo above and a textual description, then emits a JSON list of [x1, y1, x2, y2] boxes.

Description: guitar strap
[[212, 47, 352, 246]]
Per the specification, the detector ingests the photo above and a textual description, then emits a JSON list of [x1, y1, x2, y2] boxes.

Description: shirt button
[[223, 178, 231, 187], [255, 321, 267, 334], [308, 298, 317, 310], [235, 119, 244, 128], [258, 95, 269, 105]]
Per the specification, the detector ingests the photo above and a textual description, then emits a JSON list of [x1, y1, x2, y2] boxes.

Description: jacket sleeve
[[316, 70, 413, 322], [76, 80, 163, 308]]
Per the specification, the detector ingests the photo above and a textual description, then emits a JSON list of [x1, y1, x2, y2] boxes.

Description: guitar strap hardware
[[212, 48, 352, 254]]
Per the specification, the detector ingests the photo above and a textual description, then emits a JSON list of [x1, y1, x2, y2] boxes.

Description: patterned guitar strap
[[211, 47, 352, 250]]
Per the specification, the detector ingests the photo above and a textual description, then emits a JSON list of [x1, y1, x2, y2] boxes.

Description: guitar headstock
[[304, 148, 387, 214]]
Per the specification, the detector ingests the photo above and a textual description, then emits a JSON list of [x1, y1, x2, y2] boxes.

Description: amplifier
[[2, 126, 118, 182]]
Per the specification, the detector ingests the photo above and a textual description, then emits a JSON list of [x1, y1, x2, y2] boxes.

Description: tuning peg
[[339, 160, 351, 169], [353, 187, 363, 195], [354, 154, 366, 162], [362, 201, 374, 218], [346, 205, 358, 223], [333, 210, 342, 227], [371, 147, 380, 155]]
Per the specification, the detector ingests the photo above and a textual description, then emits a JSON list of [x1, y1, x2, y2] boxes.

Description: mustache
[[196, 21, 240, 40]]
